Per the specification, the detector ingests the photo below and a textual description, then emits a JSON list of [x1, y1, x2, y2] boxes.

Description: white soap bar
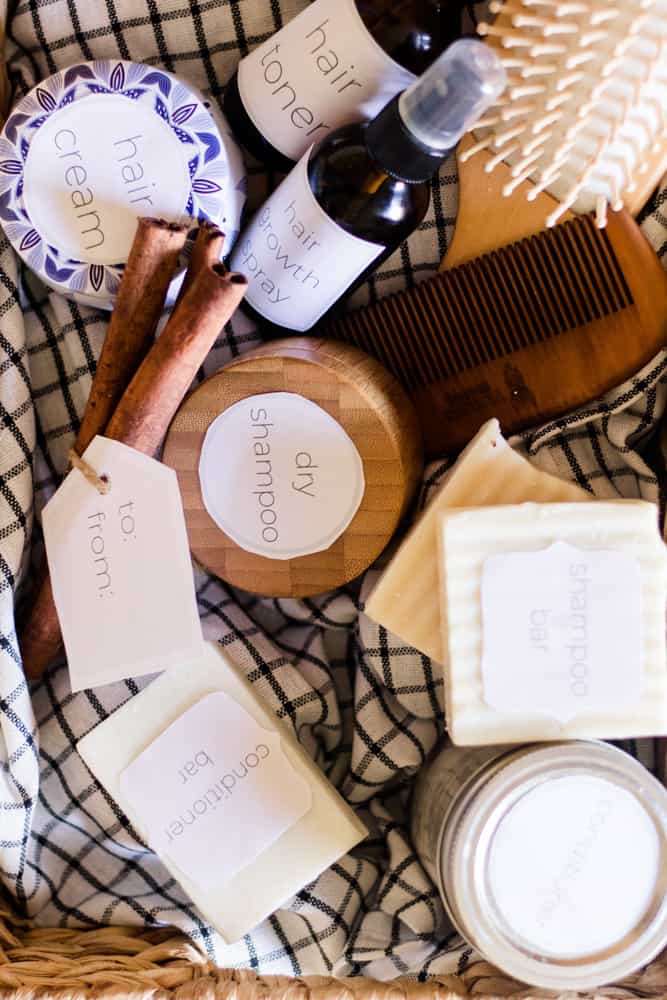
[[78, 642, 367, 944], [439, 501, 667, 745], [365, 420, 591, 664]]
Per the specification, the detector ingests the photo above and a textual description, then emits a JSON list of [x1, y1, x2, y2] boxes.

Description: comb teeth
[[467, 0, 667, 225], [326, 214, 633, 391]]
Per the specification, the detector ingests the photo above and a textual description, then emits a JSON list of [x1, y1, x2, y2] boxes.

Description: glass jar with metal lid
[[411, 740, 667, 990]]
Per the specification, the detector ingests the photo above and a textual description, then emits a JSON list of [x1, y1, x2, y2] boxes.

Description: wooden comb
[[324, 208, 667, 456]]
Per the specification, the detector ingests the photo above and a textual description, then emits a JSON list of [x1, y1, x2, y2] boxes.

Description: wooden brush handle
[[442, 135, 573, 270]]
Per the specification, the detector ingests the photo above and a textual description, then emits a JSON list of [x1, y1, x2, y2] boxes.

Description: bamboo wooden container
[[163, 338, 423, 597]]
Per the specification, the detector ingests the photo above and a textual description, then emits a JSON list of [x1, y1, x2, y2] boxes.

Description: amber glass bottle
[[223, 0, 468, 172], [229, 40, 506, 335]]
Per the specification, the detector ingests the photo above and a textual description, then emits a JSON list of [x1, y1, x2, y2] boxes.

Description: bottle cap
[[399, 38, 506, 153], [365, 39, 506, 184]]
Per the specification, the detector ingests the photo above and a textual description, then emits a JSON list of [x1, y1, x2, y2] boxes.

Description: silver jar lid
[[437, 741, 667, 990]]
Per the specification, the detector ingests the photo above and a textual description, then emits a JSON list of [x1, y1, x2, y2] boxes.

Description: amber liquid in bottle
[[223, 0, 467, 171], [235, 121, 431, 335]]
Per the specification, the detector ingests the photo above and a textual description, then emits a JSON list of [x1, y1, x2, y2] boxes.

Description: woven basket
[[4, 24, 667, 1000]]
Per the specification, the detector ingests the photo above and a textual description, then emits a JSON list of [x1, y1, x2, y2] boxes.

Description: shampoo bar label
[[230, 151, 382, 330], [119, 692, 312, 888], [199, 391, 365, 559], [481, 542, 642, 723], [237, 0, 415, 160]]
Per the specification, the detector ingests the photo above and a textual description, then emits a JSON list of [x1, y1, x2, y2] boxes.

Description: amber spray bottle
[[229, 39, 506, 335], [223, 0, 470, 172]]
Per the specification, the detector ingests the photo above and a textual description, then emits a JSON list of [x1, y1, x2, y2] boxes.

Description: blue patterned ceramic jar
[[0, 60, 246, 307]]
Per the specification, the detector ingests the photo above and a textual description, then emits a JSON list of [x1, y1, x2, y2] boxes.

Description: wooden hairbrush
[[446, 0, 667, 266], [325, 208, 667, 455], [323, 0, 667, 454]]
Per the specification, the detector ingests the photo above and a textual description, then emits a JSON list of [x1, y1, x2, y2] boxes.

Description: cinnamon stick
[[21, 218, 187, 683], [173, 221, 225, 310], [22, 261, 247, 681], [105, 263, 247, 455], [76, 218, 187, 453]]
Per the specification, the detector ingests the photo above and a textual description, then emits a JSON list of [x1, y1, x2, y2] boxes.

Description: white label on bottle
[[481, 542, 642, 723], [199, 391, 365, 560], [119, 692, 313, 889], [230, 150, 383, 331], [488, 775, 660, 957], [237, 0, 416, 160], [23, 95, 190, 265], [42, 436, 204, 691]]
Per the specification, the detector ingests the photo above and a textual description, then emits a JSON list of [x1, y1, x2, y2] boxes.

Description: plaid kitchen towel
[[0, 0, 666, 980]]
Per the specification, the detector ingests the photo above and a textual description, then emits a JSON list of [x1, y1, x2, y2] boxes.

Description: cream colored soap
[[439, 501, 667, 745], [78, 642, 367, 944], [365, 419, 590, 664]]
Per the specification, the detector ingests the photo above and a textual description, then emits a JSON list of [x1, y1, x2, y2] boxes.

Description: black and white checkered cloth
[[1, 0, 666, 980]]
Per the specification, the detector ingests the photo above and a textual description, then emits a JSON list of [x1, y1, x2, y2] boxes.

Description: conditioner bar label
[[199, 391, 365, 560], [23, 95, 190, 265], [230, 151, 382, 331], [42, 436, 204, 692], [119, 692, 312, 888], [237, 0, 415, 161], [480, 542, 642, 723]]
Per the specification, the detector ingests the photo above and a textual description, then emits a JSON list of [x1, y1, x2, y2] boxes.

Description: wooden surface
[[442, 135, 573, 269], [327, 209, 667, 456], [441, 0, 667, 270], [163, 338, 423, 597]]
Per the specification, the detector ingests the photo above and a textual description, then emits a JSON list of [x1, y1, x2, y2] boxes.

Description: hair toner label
[[237, 0, 415, 161]]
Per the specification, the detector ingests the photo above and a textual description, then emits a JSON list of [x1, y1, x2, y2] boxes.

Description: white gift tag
[[42, 436, 204, 691], [119, 692, 313, 888], [481, 542, 642, 723]]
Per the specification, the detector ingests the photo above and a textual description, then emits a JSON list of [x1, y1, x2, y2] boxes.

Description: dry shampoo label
[[230, 151, 382, 330], [120, 692, 312, 888], [199, 391, 365, 559], [481, 542, 642, 723], [237, 0, 415, 160]]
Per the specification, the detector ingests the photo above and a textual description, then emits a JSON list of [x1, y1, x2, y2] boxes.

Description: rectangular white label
[[237, 0, 416, 160], [42, 436, 204, 691], [119, 692, 313, 888], [481, 542, 642, 723], [230, 150, 383, 331]]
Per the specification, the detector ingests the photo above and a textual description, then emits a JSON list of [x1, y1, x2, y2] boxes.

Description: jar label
[[119, 692, 312, 889], [481, 541, 642, 723], [231, 150, 382, 330], [198, 391, 365, 559], [23, 94, 190, 265], [489, 774, 660, 957], [237, 0, 416, 160]]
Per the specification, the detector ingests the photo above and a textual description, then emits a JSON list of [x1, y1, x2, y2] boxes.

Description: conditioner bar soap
[[364, 419, 590, 664], [440, 501, 667, 745], [0, 60, 246, 306], [78, 641, 367, 944], [163, 338, 423, 597]]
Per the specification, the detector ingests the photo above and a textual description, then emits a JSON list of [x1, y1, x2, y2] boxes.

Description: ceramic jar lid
[[0, 59, 247, 307]]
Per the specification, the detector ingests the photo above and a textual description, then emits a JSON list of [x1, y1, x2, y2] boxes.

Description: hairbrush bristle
[[465, 0, 667, 227]]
